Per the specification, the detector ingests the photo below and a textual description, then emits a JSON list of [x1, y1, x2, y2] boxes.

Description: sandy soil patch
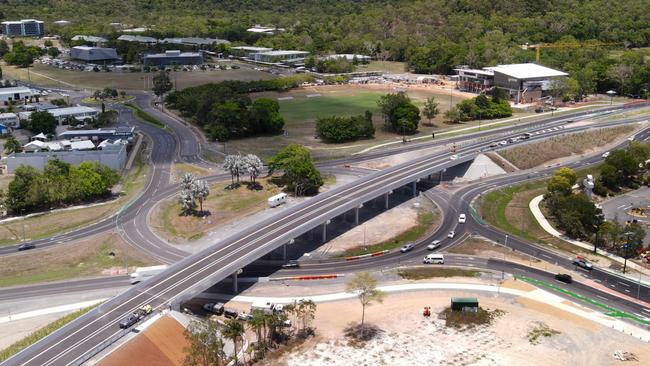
[[274, 292, 649, 366], [357, 144, 447, 170], [319, 205, 418, 254], [98, 315, 188, 366]]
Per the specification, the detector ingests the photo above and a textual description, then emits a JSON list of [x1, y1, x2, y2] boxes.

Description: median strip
[[345, 250, 390, 261], [269, 274, 345, 281]]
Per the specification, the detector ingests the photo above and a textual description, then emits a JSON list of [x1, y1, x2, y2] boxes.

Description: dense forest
[[1, 1, 649, 94]]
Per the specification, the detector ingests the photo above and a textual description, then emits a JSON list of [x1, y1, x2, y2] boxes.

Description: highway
[[5, 103, 650, 365]]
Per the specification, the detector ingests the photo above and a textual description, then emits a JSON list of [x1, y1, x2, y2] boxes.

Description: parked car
[[572, 256, 593, 270], [458, 213, 466, 224], [447, 231, 456, 239], [427, 240, 441, 251], [17, 243, 35, 251], [281, 260, 300, 269], [238, 312, 253, 321], [554, 273, 573, 284], [202, 302, 225, 315], [400, 243, 415, 253], [223, 308, 238, 319]]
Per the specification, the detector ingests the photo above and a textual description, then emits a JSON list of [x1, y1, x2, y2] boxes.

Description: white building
[[322, 54, 371, 62], [247, 25, 284, 35], [19, 106, 100, 125], [253, 50, 309, 64], [6, 144, 127, 173], [0, 112, 19, 128], [230, 46, 273, 58], [0, 87, 34, 103]]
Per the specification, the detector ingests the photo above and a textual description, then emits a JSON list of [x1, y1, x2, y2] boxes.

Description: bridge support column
[[354, 205, 361, 225], [232, 272, 239, 294], [309, 229, 314, 241], [282, 243, 287, 261], [322, 220, 331, 242], [384, 192, 390, 209], [412, 181, 417, 197]]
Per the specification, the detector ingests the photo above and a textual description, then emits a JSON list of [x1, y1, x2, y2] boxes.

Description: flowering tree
[[244, 154, 264, 183], [191, 179, 210, 213]]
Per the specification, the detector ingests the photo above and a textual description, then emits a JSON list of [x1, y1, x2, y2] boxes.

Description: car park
[[423, 254, 444, 264], [554, 273, 573, 284], [400, 243, 415, 253], [572, 256, 593, 270], [447, 231, 455, 239], [458, 213, 466, 224], [427, 240, 441, 250], [202, 302, 225, 315], [18, 243, 35, 251]]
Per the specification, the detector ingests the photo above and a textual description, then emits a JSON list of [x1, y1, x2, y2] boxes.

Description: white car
[[450, 154, 458, 160], [458, 213, 466, 224], [448, 231, 455, 239], [602, 151, 610, 158], [498, 141, 507, 146], [427, 240, 441, 251]]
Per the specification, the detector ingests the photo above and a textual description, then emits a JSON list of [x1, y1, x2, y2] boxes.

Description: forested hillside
[[1, 1, 649, 94]]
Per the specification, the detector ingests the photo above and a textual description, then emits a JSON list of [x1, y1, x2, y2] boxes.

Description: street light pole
[[623, 232, 632, 274]]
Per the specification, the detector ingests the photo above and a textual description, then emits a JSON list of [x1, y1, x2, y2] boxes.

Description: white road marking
[[596, 295, 608, 301], [642, 308, 650, 314], [618, 282, 630, 287]]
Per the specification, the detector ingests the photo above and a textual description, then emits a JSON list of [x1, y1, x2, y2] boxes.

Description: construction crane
[[521, 41, 623, 62]]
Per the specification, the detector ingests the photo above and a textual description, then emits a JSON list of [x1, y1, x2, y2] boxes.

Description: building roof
[[0, 86, 33, 96], [231, 46, 273, 52], [258, 50, 309, 56], [70, 46, 120, 61], [58, 126, 134, 138], [0, 112, 18, 118], [20, 106, 99, 120], [161, 37, 230, 46], [322, 54, 371, 61], [70, 140, 96, 150], [486, 63, 567, 80], [454, 68, 495, 76], [72, 35, 108, 43], [144, 50, 202, 58], [117, 35, 157, 43]]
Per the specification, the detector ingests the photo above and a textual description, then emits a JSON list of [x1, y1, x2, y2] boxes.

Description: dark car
[[119, 314, 139, 329], [223, 308, 238, 319], [554, 273, 573, 284], [17, 243, 35, 251], [281, 260, 300, 269]]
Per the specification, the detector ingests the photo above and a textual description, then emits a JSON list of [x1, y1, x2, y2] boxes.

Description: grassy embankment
[[0, 304, 98, 361], [397, 267, 480, 280]]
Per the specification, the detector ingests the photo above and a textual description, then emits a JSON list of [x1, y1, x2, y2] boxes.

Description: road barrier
[[345, 250, 390, 261], [269, 274, 345, 281]]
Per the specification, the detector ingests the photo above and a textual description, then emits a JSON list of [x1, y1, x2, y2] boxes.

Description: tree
[[377, 92, 420, 133], [249, 309, 269, 355], [28, 111, 57, 135], [5, 165, 40, 214], [345, 272, 384, 338], [244, 154, 263, 183], [47, 47, 60, 58], [223, 154, 243, 185], [289, 299, 316, 336], [3, 134, 22, 154], [179, 189, 197, 215], [555, 167, 577, 186], [153, 70, 173, 97], [443, 108, 461, 124], [422, 96, 439, 126], [222, 319, 245, 365], [191, 179, 210, 213], [547, 175, 572, 196], [183, 319, 226, 366], [268, 144, 323, 196]]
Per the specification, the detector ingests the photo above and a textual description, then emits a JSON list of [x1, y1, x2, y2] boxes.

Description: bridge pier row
[[354, 205, 360, 225], [322, 220, 331, 242], [282, 243, 287, 261], [412, 181, 417, 197], [384, 192, 390, 209]]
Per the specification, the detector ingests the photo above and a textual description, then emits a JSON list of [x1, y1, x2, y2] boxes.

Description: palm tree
[[249, 309, 267, 355], [223, 319, 245, 365]]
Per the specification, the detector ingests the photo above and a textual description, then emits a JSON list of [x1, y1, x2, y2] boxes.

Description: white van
[[267, 193, 287, 208], [423, 254, 444, 264]]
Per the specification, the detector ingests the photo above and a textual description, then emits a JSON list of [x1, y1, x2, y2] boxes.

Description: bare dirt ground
[[272, 290, 650, 366], [98, 315, 188, 366], [317, 198, 439, 255]]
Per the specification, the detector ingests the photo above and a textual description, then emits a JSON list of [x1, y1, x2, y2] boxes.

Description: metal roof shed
[[451, 297, 479, 312]]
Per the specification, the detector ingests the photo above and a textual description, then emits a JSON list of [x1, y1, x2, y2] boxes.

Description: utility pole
[[623, 232, 633, 274]]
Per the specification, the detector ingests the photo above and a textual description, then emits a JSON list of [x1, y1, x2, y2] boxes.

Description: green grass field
[[277, 91, 386, 124]]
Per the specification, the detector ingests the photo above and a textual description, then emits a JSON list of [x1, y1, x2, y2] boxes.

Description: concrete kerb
[[529, 194, 650, 286], [124, 132, 144, 171]]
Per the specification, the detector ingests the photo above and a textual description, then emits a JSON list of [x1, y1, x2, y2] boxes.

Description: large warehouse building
[[70, 46, 120, 63], [0, 86, 34, 103], [143, 50, 203, 66], [455, 63, 567, 104]]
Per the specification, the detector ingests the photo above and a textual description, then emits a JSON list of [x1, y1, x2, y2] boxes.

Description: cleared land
[[151, 178, 282, 243], [1, 63, 273, 90], [0, 230, 155, 287], [499, 125, 636, 169], [0, 140, 150, 246]]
